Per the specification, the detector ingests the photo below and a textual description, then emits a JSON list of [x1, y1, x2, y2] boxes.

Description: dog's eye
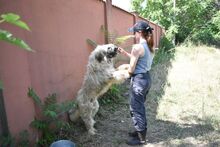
[[107, 47, 111, 50]]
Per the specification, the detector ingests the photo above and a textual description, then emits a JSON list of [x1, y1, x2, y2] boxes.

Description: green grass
[[154, 45, 220, 130], [67, 45, 220, 146]]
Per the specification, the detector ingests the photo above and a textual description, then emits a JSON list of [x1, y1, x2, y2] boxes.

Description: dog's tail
[[68, 105, 80, 122]]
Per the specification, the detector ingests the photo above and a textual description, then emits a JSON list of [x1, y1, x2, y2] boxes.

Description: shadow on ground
[[143, 48, 219, 146], [67, 48, 220, 147]]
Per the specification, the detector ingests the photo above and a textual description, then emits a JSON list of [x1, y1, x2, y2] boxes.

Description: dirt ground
[[67, 80, 220, 147], [67, 46, 220, 147]]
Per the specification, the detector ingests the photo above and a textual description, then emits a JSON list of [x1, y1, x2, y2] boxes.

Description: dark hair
[[128, 21, 154, 53], [141, 30, 154, 53]]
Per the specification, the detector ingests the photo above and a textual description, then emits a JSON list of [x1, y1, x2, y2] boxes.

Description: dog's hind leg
[[69, 108, 80, 122], [92, 100, 99, 117], [81, 114, 97, 135], [80, 104, 97, 135]]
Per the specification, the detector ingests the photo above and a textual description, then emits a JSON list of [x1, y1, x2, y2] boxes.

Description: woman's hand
[[118, 47, 124, 53], [118, 47, 131, 57]]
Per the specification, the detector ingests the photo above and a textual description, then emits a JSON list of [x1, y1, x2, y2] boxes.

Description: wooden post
[[131, 11, 138, 44], [104, 0, 112, 44]]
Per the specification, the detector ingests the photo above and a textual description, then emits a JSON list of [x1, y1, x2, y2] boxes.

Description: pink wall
[[0, 0, 105, 140], [0, 0, 164, 141], [111, 6, 135, 64], [111, 6, 134, 43], [23, 0, 105, 100]]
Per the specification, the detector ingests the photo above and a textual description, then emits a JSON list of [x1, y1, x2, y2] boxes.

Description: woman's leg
[[127, 73, 151, 145]]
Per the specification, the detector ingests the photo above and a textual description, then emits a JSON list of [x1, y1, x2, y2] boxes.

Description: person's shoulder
[[132, 44, 142, 50], [132, 44, 143, 56]]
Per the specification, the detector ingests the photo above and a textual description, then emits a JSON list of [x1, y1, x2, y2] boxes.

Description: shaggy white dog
[[69, 44, 130, 135]]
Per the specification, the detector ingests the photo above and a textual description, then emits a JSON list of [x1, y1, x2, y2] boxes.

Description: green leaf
[[58, 100, 76, 114], [30, 119, 48, 130], [28, 88, 42, 106], [43, 110, 57, 119], [115, 35, 134, 45], [86, 39, 97, 48], [1, 13, 30, 31], [1, 13, 20, 21], [0, 80, 3, 90], [0, 29, 33, 52]]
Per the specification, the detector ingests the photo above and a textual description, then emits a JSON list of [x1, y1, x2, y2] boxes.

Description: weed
[[0, 134, 15, 147], [17, 130, 30, 147], [28, 88, 76, 146], [99, 84, 127, 107]]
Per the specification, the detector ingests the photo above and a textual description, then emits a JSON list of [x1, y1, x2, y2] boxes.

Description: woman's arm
[[118, 45, 141, 74], [128, 46, 140, 74], [118, 47, 131, 58]]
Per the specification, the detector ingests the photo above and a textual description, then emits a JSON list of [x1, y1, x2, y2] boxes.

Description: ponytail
[[142, 31, 154, 53], [147, 33, 154, 53]]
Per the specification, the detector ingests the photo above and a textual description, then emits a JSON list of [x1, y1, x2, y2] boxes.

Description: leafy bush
[[158, 35, 174, 52], [17, 130, 30, 147], [99, 84, 127, 107], [190, 28, 218, 46], [153, 35, 175, 66], [132, 0, 220, 46], [0, 134, 15, 147], [28, 88, 76, 146]]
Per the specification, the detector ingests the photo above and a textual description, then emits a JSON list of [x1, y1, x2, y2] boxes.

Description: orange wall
[[0, 0, 164, 140]]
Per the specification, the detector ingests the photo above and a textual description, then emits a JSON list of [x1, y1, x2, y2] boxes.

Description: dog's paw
[[88, 128, 97, 135], [123, 70, 130, 79], [113, 70, 130, 82], [117, 64, 130, 71], [68, 108, 80, 122]]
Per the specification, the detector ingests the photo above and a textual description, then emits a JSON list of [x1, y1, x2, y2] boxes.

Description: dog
[[69, 44, 130, 135]]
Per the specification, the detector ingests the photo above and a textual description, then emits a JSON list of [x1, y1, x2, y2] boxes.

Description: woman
[[118, 20, 154, 145]]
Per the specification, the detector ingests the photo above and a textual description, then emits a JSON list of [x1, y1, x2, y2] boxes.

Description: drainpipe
[[0, 88, 9, 136]]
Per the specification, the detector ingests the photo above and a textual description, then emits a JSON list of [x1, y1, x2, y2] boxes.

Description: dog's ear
[[95, 52, 104, 63]]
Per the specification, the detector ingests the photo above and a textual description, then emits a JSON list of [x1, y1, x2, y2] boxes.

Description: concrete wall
[[0, 0, 164, 140]]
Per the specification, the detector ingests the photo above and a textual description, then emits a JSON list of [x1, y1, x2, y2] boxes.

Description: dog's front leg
[[112, 69, 130, 83], [116, 64, 130, 71]]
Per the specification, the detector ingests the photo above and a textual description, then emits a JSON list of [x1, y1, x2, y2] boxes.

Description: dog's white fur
[[69, 44, 130, 135]]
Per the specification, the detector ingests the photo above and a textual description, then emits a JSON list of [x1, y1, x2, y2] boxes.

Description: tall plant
[[0, 13, 33, 89], [28, 88, 76, 146], [0, 13, 33, 52], [87, 25, 134, 48]]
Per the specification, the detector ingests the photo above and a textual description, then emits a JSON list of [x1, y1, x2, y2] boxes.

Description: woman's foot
[[126, 129, 147, 146], [128, 131, 138, 137]]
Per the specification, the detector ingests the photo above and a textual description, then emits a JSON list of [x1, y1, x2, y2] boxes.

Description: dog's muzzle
[[107, 47, 118, 58]]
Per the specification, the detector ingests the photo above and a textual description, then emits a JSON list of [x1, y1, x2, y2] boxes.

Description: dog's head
[[94, 44, 118, 63]]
